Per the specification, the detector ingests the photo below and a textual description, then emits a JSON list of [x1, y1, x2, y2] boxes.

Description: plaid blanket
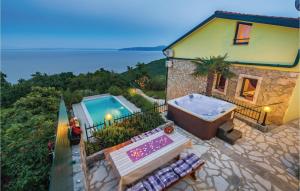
[[126, 181, 146, 191], [182, 153, 204, 170], [142, 175, 165, 191], [131, 127, 162, 142], [127, 152, 204, 191], [170, 159, 192, 177], [155, 166, 179, 187]]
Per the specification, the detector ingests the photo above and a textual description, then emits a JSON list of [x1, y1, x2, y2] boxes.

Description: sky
[[1, 0, 298, 49]]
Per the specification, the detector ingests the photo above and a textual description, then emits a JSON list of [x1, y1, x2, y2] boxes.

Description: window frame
[[212, 73, 228, 95], [233, 22, 253, 45], [235, 74, 262, 104]]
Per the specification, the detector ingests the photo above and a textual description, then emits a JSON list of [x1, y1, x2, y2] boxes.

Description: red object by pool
[[127, 135, 173, 162]]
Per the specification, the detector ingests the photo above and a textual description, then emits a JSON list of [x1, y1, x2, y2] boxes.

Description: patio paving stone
[[87, 118, 299, 191]]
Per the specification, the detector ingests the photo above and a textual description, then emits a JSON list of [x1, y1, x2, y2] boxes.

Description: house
[[163, 11, 299, 125]]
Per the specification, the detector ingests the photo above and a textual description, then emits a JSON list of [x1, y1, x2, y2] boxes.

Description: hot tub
[[167, 94, 236, 140]]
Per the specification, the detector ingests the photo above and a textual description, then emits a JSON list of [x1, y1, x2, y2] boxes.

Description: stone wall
[[79, 138, 90, 191], [167, 59, 299, 125], [167, 59, 207, 100]]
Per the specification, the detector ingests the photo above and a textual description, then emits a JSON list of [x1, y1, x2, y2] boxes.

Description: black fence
[[211, 94, 263, 123], [84, 93, 279, 145], [84, 104, 168, 142]]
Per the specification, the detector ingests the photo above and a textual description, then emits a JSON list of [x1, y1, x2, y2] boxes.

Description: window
[[234, 22, 252, 45], [235, 74, 262, 104], [215, 74, 226, 92], [239, 78, 258, 101], [213, 73, 228, 95]]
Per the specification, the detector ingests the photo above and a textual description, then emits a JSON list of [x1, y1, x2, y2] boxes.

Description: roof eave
[[163, 11, 299, 53]]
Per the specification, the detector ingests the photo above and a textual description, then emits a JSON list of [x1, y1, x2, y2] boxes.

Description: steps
[[217, 120, 242, 145]]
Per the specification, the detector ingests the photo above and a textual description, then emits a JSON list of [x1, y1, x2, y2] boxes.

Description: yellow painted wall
[[283, 76, 300, 123], [171, 18, 299, 72]]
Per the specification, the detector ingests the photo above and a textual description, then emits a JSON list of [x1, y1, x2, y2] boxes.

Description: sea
[[1, 49, 164, 83]]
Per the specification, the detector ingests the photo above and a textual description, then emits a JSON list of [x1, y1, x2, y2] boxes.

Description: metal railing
[[84, 92, 282, 143], [211, 94, 263, 123], [84, 104, 167, 142], [211, 93, 284, 126]]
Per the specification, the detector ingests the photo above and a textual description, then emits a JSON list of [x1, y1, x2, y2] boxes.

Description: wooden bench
[[126, 153, 205, 191], [163, 159, 205, 190]]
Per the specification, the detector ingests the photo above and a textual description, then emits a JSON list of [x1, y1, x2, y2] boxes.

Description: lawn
[[143, 90, 165, 99]]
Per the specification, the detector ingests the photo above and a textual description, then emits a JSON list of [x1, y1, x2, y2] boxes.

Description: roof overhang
[[163, 11, 299, 52]]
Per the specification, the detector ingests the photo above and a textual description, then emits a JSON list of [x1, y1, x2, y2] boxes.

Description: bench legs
[[190, 171, 197, 180]]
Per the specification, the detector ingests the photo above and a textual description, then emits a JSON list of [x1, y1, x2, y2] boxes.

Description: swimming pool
[[81, 95, 133, 126]]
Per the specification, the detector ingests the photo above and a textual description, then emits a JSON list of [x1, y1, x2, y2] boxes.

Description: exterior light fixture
[[166, 60, 173, 68], [262, 106, 271, 126], [129, 88, 136, 96], [105, 113, 113, 121], [105, 113, 113, 126], [263, 106, 271, 113]]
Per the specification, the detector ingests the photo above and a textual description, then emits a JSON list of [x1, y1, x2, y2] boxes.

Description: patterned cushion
[[142, 175, 165, 191], [150, 127, 162, 134], [170, 159, 192, 177], [126, 181, 147, 191], [131, 134, 145, 142], [155, 166, 179, 187], [143, 131, 154, 137], [182, 153, 204, 170], [131, 128, 162, 142]]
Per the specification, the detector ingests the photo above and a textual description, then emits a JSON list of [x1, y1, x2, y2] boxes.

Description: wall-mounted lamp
[[166, 60, 173, 68]]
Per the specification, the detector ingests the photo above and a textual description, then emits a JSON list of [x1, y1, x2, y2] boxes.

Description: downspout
[[163, 50, 169, 104]]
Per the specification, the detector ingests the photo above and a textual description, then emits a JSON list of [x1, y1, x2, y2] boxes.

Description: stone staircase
[[217, 119, 242, 145]]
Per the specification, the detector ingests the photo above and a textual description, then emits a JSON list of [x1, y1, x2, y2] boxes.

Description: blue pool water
[[83, 96, 132, 125]]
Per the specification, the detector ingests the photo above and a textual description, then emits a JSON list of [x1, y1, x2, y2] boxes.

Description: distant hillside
[[119, 45, 166, 51], [122, 58, 166, 79]]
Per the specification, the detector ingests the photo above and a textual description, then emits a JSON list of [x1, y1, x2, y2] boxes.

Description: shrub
[[87, 110, 165, 155], [121, 111, 165, 133], [1, 87, 60, 191], [145, 76, 165, 91], [93, 126, 138, 150], [108, 86, 123, 96], [85, 141, 102, 156], [123, 89, 154, 111], [63, 89, 97, 109], [143, 90, 165, 99]]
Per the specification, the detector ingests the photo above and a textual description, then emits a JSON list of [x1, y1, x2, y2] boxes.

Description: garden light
[[263, 106, 271, 113], [105, 113, 113, 121]]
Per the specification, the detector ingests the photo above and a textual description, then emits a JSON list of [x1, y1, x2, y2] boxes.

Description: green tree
[[192, 54, 235, 96], [1, 87, 61, 191]]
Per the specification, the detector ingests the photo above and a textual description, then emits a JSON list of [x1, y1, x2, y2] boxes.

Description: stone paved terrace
[[88, 119, 300, 191]]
